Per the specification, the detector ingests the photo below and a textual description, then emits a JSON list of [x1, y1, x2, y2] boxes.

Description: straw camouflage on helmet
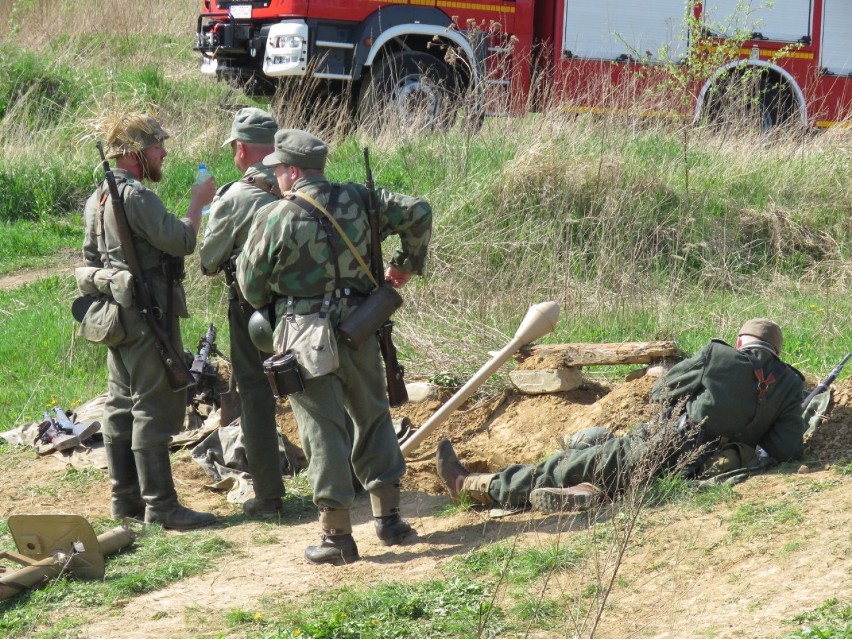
[[102, 113, 170, 159]]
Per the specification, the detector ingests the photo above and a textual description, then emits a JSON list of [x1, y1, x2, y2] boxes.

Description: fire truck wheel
[[358, 51, 459, 132]]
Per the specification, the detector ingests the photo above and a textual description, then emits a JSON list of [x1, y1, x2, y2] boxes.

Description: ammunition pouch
[[338, 284, 402, 349], [263, 351, 304, 398]]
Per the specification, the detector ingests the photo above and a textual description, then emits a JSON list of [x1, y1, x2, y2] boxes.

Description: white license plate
[[229, 4, 252, 19]]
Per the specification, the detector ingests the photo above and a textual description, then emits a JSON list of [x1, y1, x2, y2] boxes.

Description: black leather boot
[[305, 508, 359, 565], [243, 497, 284, 519], [135, 447, 218, 530], [374, 514, 413, 546], [370, 481, 414, 546], [104, 440, 145, 519], [304, 534, 360, 565]]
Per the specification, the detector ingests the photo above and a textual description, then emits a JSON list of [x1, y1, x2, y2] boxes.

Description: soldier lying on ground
[[436, 318, 806, 513]]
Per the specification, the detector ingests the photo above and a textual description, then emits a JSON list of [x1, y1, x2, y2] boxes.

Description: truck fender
[[350, 6, 480, 85], [694, 59, 807, 127]]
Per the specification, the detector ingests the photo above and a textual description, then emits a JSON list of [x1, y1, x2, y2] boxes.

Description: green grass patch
[[256, 578, 507, 639], [452, 538, 587, 586], [0, 526, 235, 638], [727, 501, 804, 540], [782, 598, 852, 638]]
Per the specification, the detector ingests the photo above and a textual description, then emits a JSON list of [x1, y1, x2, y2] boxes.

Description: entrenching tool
[[400, 301, 560, 456], [0, 514, 140, 601]]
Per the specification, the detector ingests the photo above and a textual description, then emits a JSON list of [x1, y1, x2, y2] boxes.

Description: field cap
[[222, 107, 278, 146], [739, 318, 783, 354], [105, 114, 170, 159], [262, 128, 328, 170]]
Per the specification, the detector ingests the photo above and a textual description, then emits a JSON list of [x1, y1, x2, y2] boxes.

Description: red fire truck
[[194, 1, 852, 129]]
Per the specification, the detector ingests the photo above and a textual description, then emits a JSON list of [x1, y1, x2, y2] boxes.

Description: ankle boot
[[460, 473, 497, 506], [135, 447, 218, 530], [435, 438, 468, 499], [304, 534, 360, 565], [243, 497, 284, 519], [104, 440, 145, 519], [305, 508, 359, 565], [370, 482, 414, 546]]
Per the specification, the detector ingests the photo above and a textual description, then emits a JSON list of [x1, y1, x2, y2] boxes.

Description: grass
[[727, 501, 805, 540], [782, 599, 852, 638], [0, 524, 235, 638]]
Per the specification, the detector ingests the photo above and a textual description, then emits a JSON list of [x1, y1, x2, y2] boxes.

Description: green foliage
[[266, 579, 505, 639], [0, 526, 234, 638], [452, 539, 587, 586], [727, 501, 804, 540], [833, 462, 852, 478], [783, 599, 852, 638]]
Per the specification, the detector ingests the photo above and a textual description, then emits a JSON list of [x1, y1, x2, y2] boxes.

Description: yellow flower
[[253, 613, 262, 622], [294, 630, 302, 637]]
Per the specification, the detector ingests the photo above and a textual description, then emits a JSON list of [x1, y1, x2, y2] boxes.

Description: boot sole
[[378, 528, 414, 547], [304, 552, 361, 566], [530, 488, 597, 514]]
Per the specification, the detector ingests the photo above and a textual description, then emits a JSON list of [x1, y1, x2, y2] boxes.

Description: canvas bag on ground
[[272, 293, 338, 379]]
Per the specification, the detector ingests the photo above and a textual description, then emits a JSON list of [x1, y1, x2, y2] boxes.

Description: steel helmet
[[248, 308, 275, 353]]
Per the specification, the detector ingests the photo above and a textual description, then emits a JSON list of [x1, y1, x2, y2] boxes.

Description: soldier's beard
[[137, 153, 163, 182]]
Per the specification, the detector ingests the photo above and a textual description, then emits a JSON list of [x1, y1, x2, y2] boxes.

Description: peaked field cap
[[262, 128, 328, 169], [222, 107, 278, 146], [739, 318, 783, 353]]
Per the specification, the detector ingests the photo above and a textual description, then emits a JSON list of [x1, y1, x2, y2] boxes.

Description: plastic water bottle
[[195, 163, 212, 216]]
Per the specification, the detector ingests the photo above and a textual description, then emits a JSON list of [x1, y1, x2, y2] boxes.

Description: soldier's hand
[[191, 175, 217, 206], [385, 265, 411, 288]]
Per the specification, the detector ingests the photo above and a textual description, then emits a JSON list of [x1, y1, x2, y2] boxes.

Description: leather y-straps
[[742, 349, 784, 404]]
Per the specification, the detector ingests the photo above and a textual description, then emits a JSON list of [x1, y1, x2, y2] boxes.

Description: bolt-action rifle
[[801, 353, 851, 411], [96, 142, 195, 391], [364, 147, 408, 407]]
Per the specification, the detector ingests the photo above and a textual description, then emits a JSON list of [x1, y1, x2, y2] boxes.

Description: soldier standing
[[437, 319, 806, 512], [236, 129, 432, 565], [82, 112, 218, 529], [199, 108, 287, 519]]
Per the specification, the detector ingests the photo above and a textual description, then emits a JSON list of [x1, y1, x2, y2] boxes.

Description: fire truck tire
[[358, 51, 459, 132]]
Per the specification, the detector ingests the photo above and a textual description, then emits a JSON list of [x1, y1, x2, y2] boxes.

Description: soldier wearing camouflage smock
[[236, 129, 432, 565], [199, 108, 286, 519], [437, 319, 806, 513], [81, 112, 218, 529]]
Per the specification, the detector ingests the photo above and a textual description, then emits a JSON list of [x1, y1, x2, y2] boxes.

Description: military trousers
[[488, 435, 648, 508], [101, 306, 186, 450], [229, 300, 285, 501], [288, 334, 405, 511]]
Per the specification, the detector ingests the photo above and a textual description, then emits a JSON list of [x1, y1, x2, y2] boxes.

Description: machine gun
[[34, 408, 100, 455], [189, 324, 220, 409]]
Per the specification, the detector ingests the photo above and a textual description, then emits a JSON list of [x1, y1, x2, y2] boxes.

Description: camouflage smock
[[236, 174, 432, 315], [199, 163, 280, 274]]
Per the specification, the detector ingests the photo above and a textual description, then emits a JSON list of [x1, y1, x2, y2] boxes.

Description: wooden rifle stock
[[364, 147, 409, 406], [96, 142, 195, 391]]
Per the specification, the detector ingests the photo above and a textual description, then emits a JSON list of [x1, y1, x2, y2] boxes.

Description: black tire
[[358, 51, 458, 133]]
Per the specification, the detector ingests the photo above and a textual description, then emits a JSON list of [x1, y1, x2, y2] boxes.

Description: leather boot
[[104, 440, 145, 519], [243, 497, 284, 520], [436, 438, 496, 505], [529, 483, 603, 513], [135, 447, 218, 530], [304, 508, 359, 566], [370, 481, 414, 546]]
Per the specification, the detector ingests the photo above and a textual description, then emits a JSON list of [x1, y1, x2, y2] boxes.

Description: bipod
[[0, 514, 142, 601]]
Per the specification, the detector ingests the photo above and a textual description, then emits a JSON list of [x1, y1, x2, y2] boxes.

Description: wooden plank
[[515, 341, 681, 369]]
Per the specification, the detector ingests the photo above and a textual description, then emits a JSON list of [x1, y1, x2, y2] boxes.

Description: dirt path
[[3, 376, 851, 638]]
